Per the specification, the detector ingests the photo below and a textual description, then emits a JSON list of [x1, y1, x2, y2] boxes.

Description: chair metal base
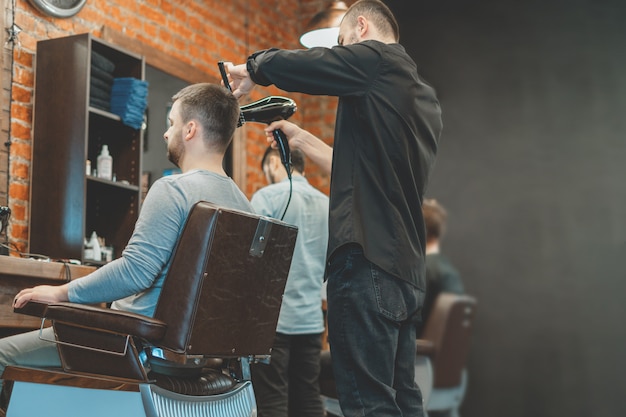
[[415, 354, 434, 405], [147, 382, 257, 417], [425, 369, 467, 416]]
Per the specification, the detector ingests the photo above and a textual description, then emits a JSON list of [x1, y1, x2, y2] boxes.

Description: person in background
[[420, 198, 464, 334], [0, 83, 253, 398], [250, 146, 329, 417], [225, 0, 442, 415]]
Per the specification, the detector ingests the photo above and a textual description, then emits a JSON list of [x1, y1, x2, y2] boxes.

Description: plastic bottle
[[97, 145, 113, 180], [88, 231, 101, 261], [84, 236, 93, 260]]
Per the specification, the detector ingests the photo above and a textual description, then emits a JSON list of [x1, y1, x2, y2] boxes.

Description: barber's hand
[[265, 120, 334, 176], [224, 62, 256, 99], [13, 284, 69, 309], [264, 120, 306, 148], [264, 120, 302, 148]]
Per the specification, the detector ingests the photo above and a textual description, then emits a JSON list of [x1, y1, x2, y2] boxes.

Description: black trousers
[[251, 332, 324, 417]]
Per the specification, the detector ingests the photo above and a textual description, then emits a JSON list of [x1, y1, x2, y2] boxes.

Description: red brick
[[56, 18, 76, 32], [10, 123, 32, 141], [11, 85, 32, 103], [9, 141, 32, 160], [11, 104, 32, 123], [9, 224, 29, 244], [139, 4, 167, 25], [15, 11, 37, 32], [144, 21, 158, 38], [9, 183, 29, 201], [13, 67, 34, 87], [10, 161, 30, 180], [16, 31, 38, 52], [78, 6, 105, 24], [9, 203, 27, 222], [161, 1, 174, 14], [13, 50, 33, 68]]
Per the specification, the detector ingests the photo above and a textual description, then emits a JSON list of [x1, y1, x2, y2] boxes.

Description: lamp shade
[[300, 1, 349, 48]]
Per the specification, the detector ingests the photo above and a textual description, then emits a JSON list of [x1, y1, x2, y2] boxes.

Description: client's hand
[[13, 284, 69, 309]]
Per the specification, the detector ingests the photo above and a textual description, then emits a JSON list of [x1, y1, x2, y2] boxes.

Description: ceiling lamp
[[300, 1, 349, 48]]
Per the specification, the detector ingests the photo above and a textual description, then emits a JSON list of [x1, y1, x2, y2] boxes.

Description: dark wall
[[386, 1, 626, 416]]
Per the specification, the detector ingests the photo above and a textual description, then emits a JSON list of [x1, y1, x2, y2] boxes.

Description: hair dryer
[[217, 62, 297, 220], [240, 96, 297, 177], [217, 62, 296, 175]]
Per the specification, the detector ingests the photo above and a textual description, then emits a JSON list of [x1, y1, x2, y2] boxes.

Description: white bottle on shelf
[[88, 231, 101, 262], [97, 145, 113, 180]]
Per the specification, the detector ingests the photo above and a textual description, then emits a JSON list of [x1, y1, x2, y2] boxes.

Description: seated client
[[0, 83, 253, 392], [420, 198, 465, 333]]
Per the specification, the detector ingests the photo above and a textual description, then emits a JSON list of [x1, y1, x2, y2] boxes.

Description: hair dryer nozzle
[[240, 96, 297, 124]]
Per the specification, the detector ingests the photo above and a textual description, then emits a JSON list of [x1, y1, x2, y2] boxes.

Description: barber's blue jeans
[[327, 245, 425, 417]]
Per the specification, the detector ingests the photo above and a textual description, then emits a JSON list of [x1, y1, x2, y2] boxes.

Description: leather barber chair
[[318, 293, 476, 417], [0, 201, 298, 417], [415, 293, 477, 417]]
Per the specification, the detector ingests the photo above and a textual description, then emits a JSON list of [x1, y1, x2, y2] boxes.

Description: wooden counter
[[0, 256, 96, 330]]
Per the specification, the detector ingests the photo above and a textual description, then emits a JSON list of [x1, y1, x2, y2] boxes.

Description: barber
[[226, 1, 442, 416]]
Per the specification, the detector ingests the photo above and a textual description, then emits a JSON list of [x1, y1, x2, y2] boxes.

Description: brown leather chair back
[[420, 293, 477, 388], [153, 201, 298, 357]]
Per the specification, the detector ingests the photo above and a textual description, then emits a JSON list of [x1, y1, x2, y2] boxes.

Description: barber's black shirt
[[247, 41, 442, 289]]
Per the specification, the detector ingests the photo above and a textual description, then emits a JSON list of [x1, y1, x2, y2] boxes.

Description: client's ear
[[184, 121, 197, 140]]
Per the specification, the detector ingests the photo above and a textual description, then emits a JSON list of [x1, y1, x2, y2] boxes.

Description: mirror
[[143, 65, 188, 188], [143, 65, 234, 190], [98, 29, 238, 193]]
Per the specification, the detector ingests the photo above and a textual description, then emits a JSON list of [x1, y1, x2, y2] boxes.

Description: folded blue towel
[[110, 78, 149, 129]]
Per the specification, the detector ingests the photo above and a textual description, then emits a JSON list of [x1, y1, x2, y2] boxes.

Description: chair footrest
[[1, 366, 141, 391]]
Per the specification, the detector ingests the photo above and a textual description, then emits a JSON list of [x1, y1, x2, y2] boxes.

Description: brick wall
[[1, 0, 339, 253]]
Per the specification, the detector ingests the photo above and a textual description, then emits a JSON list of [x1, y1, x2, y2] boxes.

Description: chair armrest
[[416, 339, 435, 356], [44, 302, 167, 342], [13, 300, 52, 318]]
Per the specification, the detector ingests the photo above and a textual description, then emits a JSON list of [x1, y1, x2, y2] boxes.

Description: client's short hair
[[172, 83, 240, 152], [261, 146, 305, 174]]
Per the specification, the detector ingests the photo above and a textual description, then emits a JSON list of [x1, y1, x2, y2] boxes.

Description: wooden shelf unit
[[29, 33, 145, 263]]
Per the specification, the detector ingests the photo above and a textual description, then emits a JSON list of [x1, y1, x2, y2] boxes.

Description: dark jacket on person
[[246, 41, 442, 288]]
